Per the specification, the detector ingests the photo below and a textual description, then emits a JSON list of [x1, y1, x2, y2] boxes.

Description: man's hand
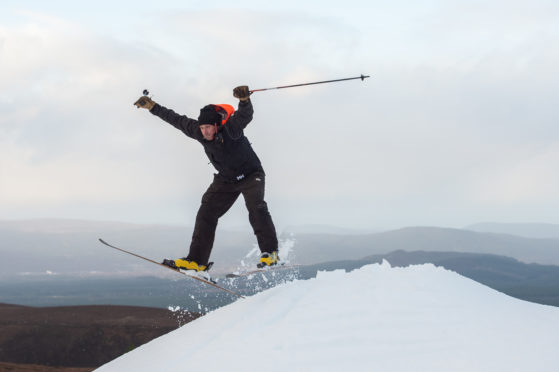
[[134, 96, 155, 110], [233, 86, 251, 101]]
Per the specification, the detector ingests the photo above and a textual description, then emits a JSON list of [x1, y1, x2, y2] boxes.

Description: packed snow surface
[[96, 261, 559, 371]]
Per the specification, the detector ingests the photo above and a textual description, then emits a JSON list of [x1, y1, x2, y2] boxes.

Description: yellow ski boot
[[162, 258, 210, 272], [257, 251, 279, 268]]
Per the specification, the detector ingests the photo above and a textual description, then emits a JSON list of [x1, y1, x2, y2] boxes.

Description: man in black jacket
[[134, 86, 279, 271]]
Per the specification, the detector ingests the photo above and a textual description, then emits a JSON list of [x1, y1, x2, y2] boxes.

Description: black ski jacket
[[150, 100, 264, 182]]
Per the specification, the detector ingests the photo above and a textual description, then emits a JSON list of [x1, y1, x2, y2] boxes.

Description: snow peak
[[236, 174, 245, 181]]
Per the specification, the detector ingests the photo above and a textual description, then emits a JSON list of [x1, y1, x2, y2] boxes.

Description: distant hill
[[0, 219, 257, 276], [3, 219, 559, 278], [465, 222, 559, 239], [285, 226, 559, 265], [282, 224, 381, 235]]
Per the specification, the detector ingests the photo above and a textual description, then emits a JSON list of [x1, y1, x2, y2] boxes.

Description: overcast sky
[[1, 0, 558, 231]]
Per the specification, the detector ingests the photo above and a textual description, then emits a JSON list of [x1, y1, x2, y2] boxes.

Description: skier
[[134, 86, 279, 272]]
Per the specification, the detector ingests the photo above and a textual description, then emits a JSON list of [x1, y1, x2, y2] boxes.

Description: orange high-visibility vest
[[213, 104, 235, 125]]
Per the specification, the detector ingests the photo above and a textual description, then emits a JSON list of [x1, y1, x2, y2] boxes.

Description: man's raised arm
[[225, 86, 254, 138], [134, 95, 199, 139]]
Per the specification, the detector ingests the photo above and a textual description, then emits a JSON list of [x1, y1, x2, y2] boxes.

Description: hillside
[[0, 304, 197, 369]]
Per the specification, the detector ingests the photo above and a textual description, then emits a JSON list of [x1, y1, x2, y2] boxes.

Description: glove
[[233, 86, 251, 101], [133, 96, 155, 110]]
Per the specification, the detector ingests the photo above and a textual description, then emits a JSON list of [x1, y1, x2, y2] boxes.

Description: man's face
[[200, 124, 217, 141]]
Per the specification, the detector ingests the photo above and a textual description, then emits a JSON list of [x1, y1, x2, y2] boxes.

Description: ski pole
[[249, 74, 370, 94]]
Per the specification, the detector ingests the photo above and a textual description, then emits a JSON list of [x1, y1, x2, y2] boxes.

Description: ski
[[98, 238, 245, 298], [225, 264, 299, 278]]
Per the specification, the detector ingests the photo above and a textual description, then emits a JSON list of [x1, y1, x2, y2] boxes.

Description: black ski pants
[[187, 172, 278, 265]]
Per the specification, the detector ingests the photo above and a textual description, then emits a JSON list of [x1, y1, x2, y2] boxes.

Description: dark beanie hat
[[198, 105, 221, 125]]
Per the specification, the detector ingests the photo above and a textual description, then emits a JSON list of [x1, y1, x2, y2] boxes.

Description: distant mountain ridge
[[282, 224, 381, 235], [286, 226, 559, 265], [2, 219, 559, 278], [0, 219, 254, 276], [465, 222, 559, 239]]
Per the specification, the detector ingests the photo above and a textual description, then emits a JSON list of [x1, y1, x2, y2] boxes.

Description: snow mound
[[96, 261, 559, 372]]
